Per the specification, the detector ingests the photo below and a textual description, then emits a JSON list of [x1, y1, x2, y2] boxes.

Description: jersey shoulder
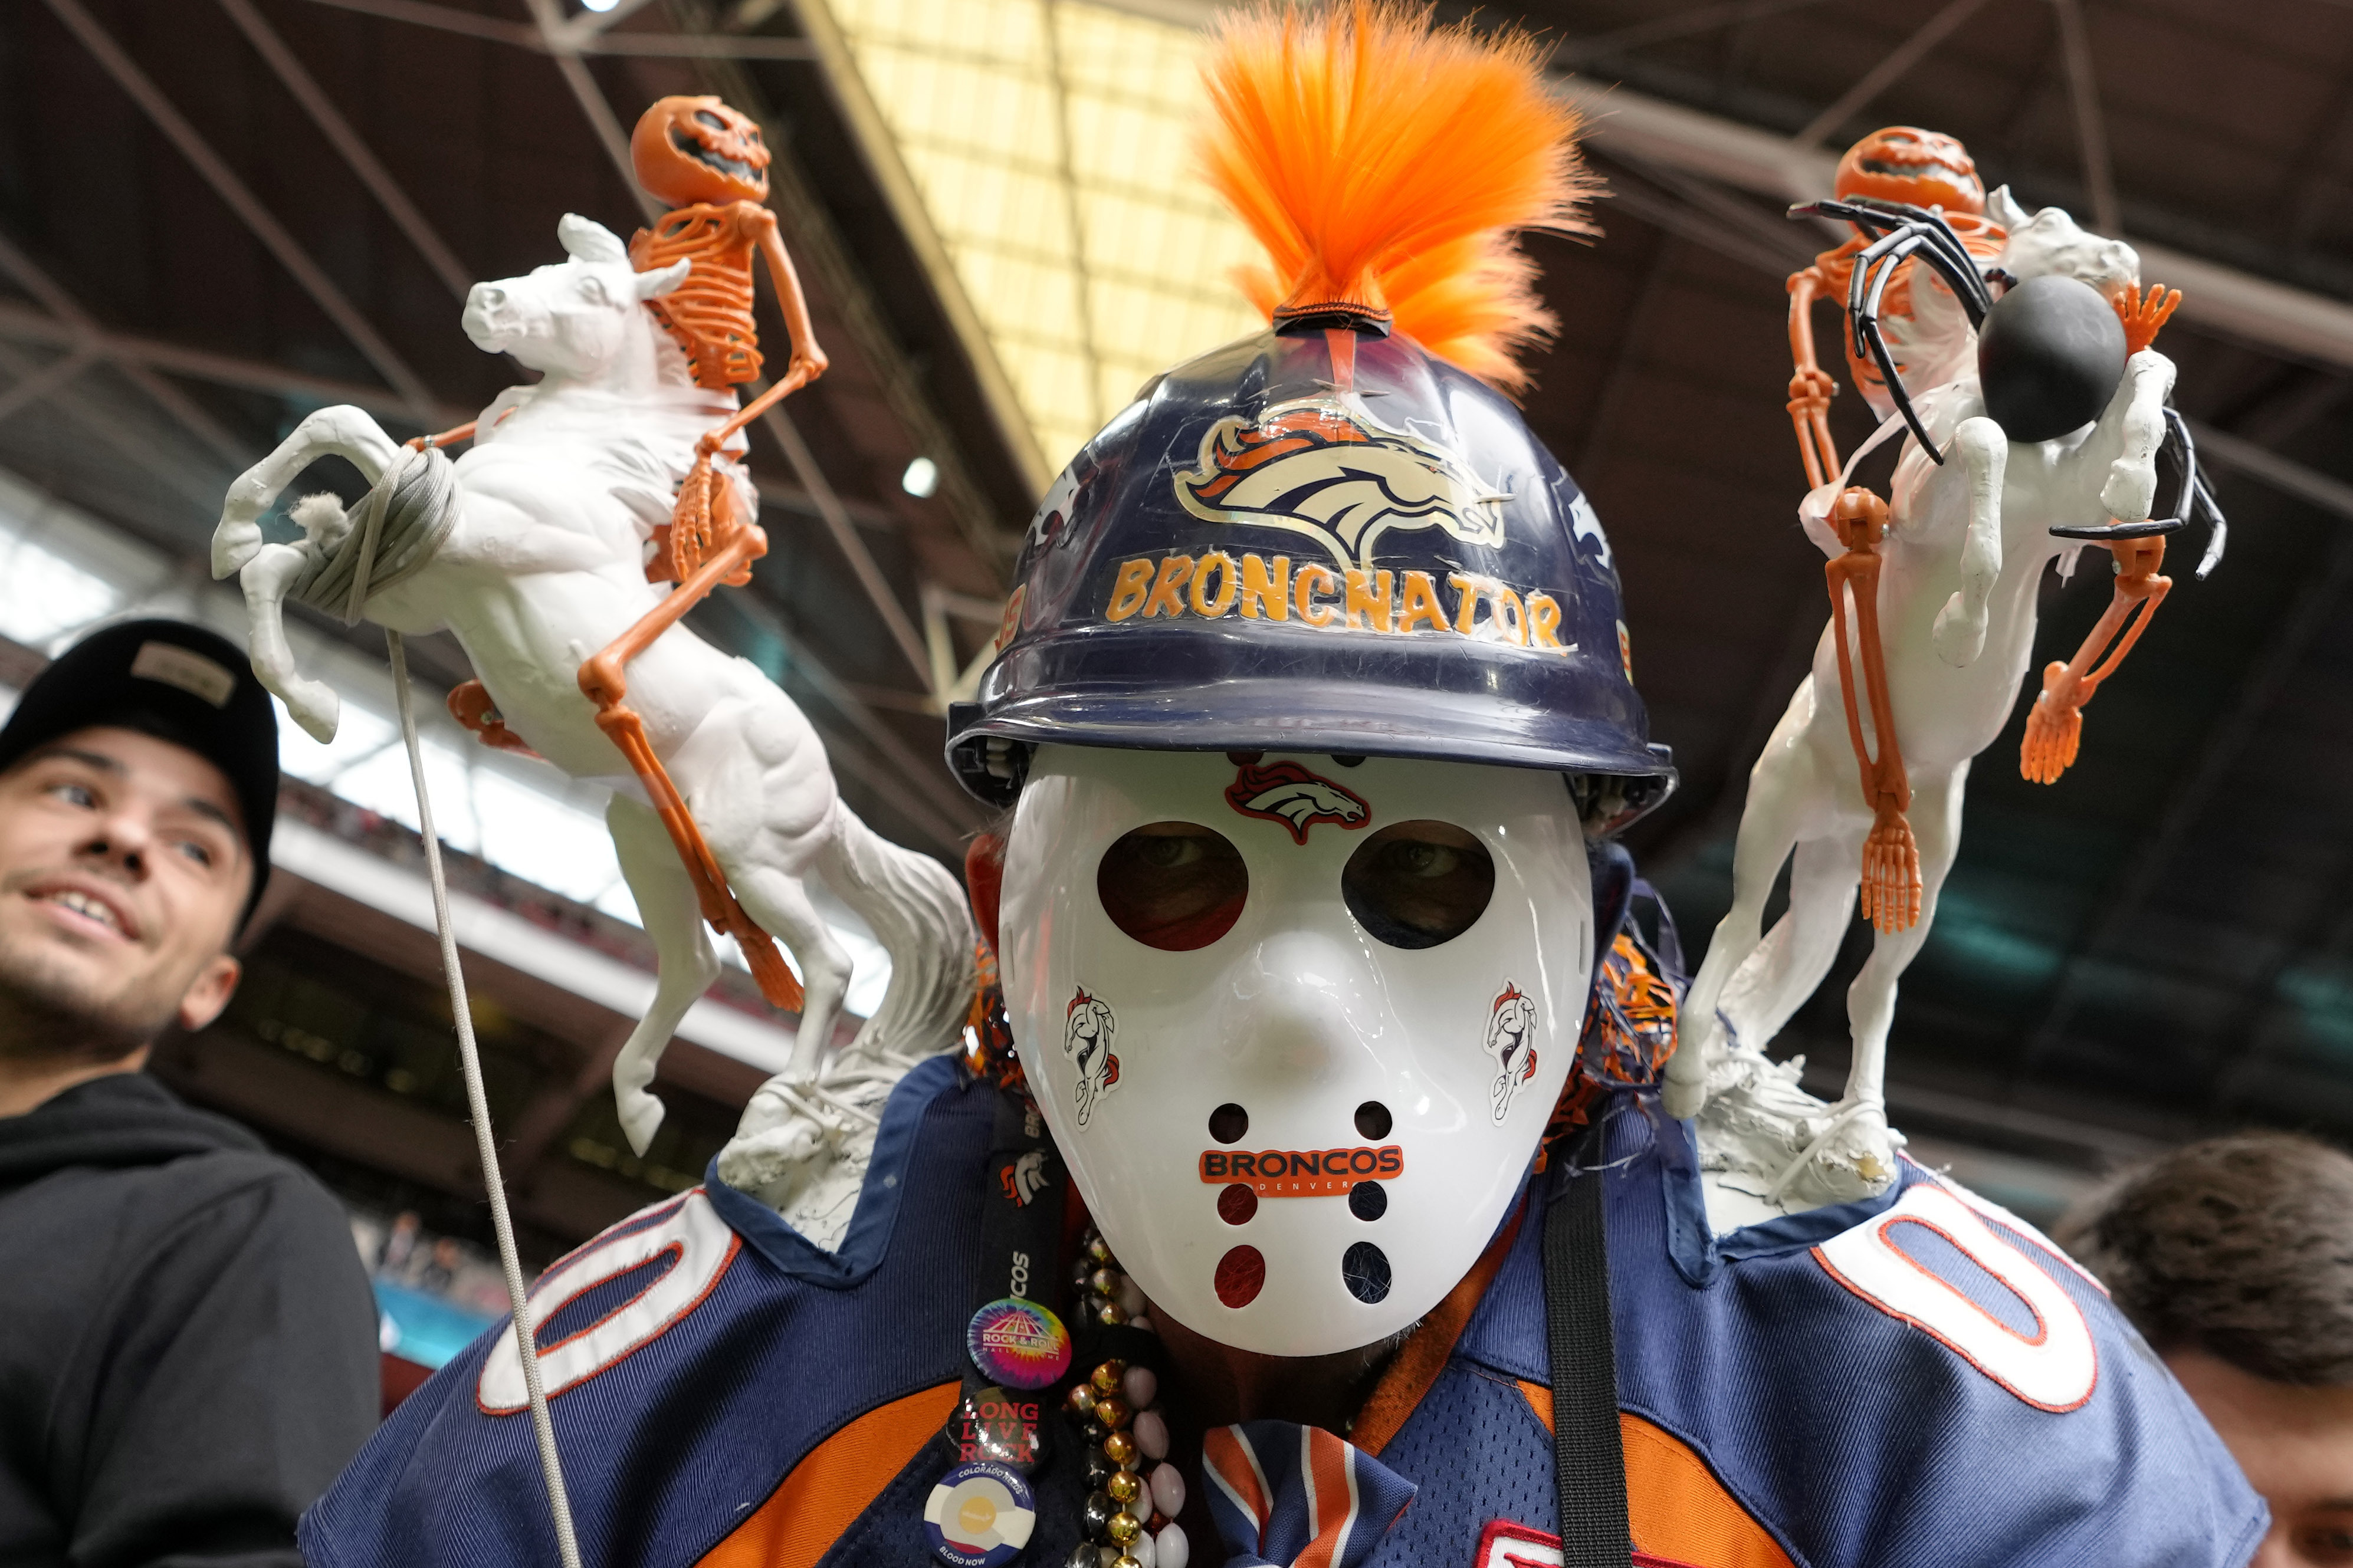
[[301, 1055, 989, 1568], [1445, 1107, 2266, 1568]]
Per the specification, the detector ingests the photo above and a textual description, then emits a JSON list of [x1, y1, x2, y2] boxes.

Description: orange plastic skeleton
[[568, 95, 831, 1014], [1821, 487, 1921, 932], [436, 96, 832, 1016], [1783, 128, 2006, 932], [625, 96, 828, 583]]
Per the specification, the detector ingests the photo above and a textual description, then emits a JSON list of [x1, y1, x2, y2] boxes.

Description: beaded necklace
[[1061, 1227, 1188, 1567]]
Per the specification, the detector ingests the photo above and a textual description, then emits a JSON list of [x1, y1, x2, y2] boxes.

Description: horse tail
[[815, 805, 977, 1063]]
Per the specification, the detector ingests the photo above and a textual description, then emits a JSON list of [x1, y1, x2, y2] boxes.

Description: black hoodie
[[0, 1073, 378, 1567]]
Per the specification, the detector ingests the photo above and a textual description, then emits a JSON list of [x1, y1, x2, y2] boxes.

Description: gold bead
[[1091, 1359, 1126, 1393], [1106, 1510, 1143, 1545], [1103, 1431, 1138, 1468], [1089, 1267, 1121, 1297], [1105, 1469, 1143, 1503], [1094, 1395, 1131, 1429], [1114, 1557, 1143, 1568], [1087, 1236, 1114, 1264], [1097, 1303, 1126, 1327], [1065, 1383, 1098, 1416]]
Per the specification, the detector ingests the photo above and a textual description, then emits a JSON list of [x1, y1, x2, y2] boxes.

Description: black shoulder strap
[[1543, 1120, 1632, 1567]]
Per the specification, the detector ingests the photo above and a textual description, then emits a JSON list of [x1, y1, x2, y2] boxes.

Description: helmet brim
[[950, 622, 1675, 825]]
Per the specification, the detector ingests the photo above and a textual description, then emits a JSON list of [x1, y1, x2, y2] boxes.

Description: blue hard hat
[[946, 324, 1675, 831]]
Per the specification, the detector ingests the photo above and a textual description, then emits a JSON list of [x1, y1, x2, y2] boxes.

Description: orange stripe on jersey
[[1515, 1382, 1793, 1568], [698, 1381, 960, 1568]]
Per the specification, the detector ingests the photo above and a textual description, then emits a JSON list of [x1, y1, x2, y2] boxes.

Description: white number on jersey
[[479, 1189, 741, 1414], [1813, 1181, 2096, 1412]]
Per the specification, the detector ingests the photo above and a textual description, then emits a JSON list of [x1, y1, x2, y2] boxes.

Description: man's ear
[[176, 953, 242, 1033], [965, 833, 1005, 959]]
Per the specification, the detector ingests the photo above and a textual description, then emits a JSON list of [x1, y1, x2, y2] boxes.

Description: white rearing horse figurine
[[211, 214, 974, 1207], [1663, 193, 2197, 1209]]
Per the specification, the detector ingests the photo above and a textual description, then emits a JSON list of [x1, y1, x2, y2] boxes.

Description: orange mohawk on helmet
[[1197, 1, 1595, 393]]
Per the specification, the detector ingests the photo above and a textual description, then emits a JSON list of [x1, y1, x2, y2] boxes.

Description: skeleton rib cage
[[631, 203, 764, 390]]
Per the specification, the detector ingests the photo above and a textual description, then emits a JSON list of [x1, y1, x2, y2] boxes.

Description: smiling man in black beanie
[[0, 619, 378, 1568]]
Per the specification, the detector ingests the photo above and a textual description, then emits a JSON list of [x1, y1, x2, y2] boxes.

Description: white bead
[[1155, 1523, 1189, 1568], [1117, 1276, 1147, 1316], [1133, 1407, 1170, 1460], [1128, 1314, 1157, 1335], [1123, 1366, 1157, 1408], [1149, 1461, 1186, 1517], [1130, 1527, 1157, 1568]]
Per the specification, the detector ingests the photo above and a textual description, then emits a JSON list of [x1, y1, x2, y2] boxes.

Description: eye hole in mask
[[1343, 821, 1495, 949], [1098, 821, 1249, 950]]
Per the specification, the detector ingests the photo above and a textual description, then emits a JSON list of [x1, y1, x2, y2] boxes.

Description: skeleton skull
[[631, 95, 772, 207], [1835, 126, 1985, 216]]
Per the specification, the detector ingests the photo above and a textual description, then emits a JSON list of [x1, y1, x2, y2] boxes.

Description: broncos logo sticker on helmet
[[1225, 758, 1371, 844], [1174, 397, 1509, 570]]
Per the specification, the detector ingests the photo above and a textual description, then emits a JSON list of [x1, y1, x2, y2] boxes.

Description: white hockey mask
[[1000, 744, 1596, 1357]]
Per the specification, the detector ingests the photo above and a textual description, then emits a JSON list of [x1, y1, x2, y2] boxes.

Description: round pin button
[[966, 1297, 1071, 1391], [957, 1383, 1049, 1468], [924, 1459, 1036, 1567]]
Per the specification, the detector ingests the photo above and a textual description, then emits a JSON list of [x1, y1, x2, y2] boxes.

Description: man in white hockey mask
[[300, 11, 2266, 1566]]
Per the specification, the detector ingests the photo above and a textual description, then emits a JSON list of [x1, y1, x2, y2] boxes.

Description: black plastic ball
[[1977, 274, 2128, 444]]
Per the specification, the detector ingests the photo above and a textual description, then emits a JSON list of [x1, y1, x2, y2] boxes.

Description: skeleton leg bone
[[2021, 537, 2172, 783], [606, 794, 724, 1156], [1825, 487, 1922, 933]]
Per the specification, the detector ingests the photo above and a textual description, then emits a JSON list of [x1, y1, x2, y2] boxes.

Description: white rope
[[386, 629, 584, 1568]]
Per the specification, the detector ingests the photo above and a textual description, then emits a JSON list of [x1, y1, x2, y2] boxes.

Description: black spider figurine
[[1787, 196, 2226, 575]]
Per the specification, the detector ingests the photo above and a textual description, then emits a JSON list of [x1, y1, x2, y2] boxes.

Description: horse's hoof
[[286, 683, 342, 745], [1773, 1102, 1902, 1207], [616, 1087, 666, 1156], [715, 1120, 829, 1196]]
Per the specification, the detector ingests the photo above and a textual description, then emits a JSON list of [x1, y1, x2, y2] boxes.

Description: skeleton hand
[[1931, 589, 1988, 668], [2112, 282, 2181, 356]]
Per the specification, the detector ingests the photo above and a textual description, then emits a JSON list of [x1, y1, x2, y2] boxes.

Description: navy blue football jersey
[[301, 1057, 2263, 1567]]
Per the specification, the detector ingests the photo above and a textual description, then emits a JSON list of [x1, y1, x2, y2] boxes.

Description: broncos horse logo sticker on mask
[[1226, 758, 1371, 844], [1174, 397, 1509, 570], [1485, 982, 1540, 1123], [1064, 987, 1119, 1127]]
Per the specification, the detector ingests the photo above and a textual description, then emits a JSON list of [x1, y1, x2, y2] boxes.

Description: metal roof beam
[[0, 231, 250, 466], [299, 0, 815, 57], [215, 0, 476, 301], [0, 300, 468, 428], [1551, 80, 2353, 372], [40, 0, 440, 421]]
